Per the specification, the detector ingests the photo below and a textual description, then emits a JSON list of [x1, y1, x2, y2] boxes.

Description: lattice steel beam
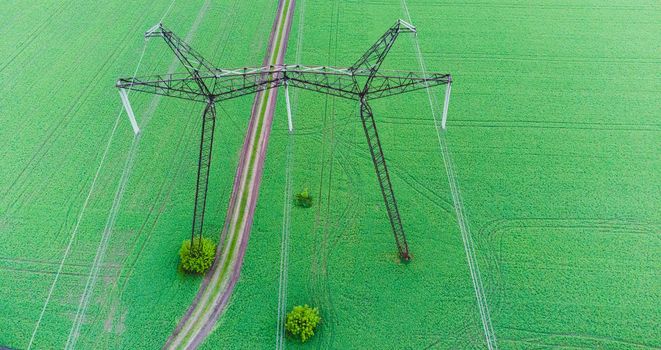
[[116, 20, 452, 260]]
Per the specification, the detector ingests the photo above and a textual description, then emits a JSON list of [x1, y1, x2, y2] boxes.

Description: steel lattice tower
[[117, 20, 452, 261]]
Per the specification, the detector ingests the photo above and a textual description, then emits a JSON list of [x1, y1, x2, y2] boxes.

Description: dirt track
[[164, 0, 296, 349]]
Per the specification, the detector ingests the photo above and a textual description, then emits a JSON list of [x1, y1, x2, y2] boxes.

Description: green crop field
[[1, 1, 659, 349]]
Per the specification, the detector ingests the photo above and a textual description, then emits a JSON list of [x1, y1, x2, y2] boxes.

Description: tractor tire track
[[25, 17, 153, 342], [0, 1, 73, 74], [306, 4, 339, 347], [276, 2, 306, 348], [316, 6, 344, 347], [338, 139, 454, 214], [1, 3, 152, 219]]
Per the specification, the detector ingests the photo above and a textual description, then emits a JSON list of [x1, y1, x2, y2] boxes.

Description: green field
[[1, 1, 659, 349]]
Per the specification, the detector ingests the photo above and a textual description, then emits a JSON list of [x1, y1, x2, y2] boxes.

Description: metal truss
[[116, 66, 450, 103], [191, 100, 216, 247], [359, 98, 410, 259], [117, 20, 452, 260]]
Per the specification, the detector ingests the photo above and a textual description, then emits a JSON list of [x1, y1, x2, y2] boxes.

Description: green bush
[[295, 188, 313, 208], [285, 305, 321, 342], [179, 237, 216, 274]]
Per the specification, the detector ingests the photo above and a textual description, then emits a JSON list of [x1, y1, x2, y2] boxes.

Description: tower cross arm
[[208, 67, 286, 102], [116, 74, 209, 103], [115, 67, 286, 103], [284, 66, 361, 99], [365, 71, 452, 100]]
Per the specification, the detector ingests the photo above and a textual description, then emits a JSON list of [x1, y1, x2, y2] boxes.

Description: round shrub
[[295, 188, 313, 208], [179, 237, 216, 274], [285, 305, 321, 342]]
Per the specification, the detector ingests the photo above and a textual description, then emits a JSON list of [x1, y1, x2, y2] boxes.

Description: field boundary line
[[400, 1, 498, 349]]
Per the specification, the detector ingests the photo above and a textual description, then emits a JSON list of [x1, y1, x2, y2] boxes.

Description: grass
[[1, 0, 659, 349], [205, 0, 661, 349], [1, 0, 276, 348]]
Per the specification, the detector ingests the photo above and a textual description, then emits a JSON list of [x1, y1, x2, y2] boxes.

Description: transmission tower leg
[[441, 81, 452, 129], [285, 82, 294, 133], [190, 101, 217, 249], [359, 98, 411, 260]]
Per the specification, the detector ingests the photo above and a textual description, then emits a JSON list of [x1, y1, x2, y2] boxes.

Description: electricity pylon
[[117, 19, 452, 261]]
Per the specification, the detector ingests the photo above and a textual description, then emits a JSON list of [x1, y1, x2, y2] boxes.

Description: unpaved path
[[164, 0, 296, 348]]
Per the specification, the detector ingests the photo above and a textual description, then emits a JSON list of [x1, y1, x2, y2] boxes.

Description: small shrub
[[295, 188, 313, 208], [179, 237, 216, 274], [285, 304, 321, 342]]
